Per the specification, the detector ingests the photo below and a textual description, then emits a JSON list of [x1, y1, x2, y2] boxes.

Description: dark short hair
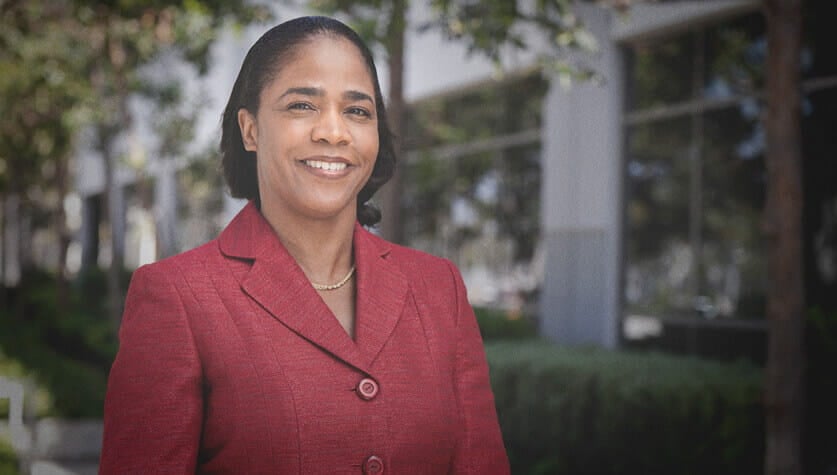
[[220, 16, 396, 226]]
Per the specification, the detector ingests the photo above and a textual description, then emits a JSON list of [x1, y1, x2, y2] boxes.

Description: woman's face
[[238, 34, 379, 224]]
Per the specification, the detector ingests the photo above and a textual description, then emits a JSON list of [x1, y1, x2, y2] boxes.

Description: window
[[620, 6, 837, 363], [623, 14, 768, 322], [402, 72, 548, 310]]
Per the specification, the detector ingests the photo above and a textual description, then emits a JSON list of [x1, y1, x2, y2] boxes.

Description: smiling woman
[[98, 16, 509, 474]]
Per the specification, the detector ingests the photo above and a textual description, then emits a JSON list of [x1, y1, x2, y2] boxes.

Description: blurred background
[[1, 0, 835, 474]]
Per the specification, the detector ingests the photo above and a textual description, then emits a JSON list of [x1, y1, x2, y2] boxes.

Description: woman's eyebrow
[[280, 86, 323, 99], [343, 90, 374, 104], [278, 87, 373, 105]]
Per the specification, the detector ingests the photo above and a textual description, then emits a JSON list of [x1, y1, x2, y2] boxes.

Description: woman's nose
[[311, 108, 350, 145]]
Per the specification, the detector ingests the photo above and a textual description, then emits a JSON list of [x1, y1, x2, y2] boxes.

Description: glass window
[[622, 2, 837, 369], [406, 73, 548, 148], [628, 34, 695, 111], [402, 73, 547, 310], [703, 14, 766, 99], [624, 117, 692, 317], [804, 5, 837, 79], [623, 12, 768, 323], [700, 107, 766, 319], [402, 143, 541, 264]]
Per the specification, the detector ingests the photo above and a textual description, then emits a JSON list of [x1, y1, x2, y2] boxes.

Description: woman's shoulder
[[128, 239, 223, 285], [361, 228, 450, 267], [359, 228, 462, 290], [389, 242, 450, 268]]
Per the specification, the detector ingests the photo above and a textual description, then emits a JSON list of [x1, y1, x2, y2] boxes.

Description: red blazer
[[99, 202, 509, 474]]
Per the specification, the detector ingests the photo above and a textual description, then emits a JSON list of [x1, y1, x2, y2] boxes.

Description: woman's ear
[[238, 108, 258, 152]]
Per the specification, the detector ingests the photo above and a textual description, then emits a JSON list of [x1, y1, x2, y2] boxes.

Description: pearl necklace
[[311, 265, 356, 291]]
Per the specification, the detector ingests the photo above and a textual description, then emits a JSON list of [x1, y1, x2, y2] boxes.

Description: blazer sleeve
[[445, 260, 511, 475], [99, 263, 203, 474]]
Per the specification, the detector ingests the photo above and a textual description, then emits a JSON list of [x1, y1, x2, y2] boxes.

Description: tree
[[303, 0, 602, 244], [1, 0, 271, 325], [763, 1, 804, 473], [66, 0, 269, 325], [0, 0, 93, 306]]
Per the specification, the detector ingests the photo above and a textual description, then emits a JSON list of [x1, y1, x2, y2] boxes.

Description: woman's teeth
[[304, 160, 347, 171]]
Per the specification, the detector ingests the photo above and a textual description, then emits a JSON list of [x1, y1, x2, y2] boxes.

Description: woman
[[100, 16, 509, 474]]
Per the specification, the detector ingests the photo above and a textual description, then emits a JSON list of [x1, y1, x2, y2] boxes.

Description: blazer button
[[363, 455, 384, 474], [356, 377, 379, 400]]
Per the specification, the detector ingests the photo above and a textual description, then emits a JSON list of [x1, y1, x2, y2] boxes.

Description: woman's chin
[[264, 198, 357, 223]]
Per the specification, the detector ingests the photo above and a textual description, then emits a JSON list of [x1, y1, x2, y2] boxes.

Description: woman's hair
[[220, 16, 396, 226]]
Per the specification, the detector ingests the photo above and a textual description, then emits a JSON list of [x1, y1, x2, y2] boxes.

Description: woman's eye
[[288, 102, 314, 111], [346, 106, 372, 118]]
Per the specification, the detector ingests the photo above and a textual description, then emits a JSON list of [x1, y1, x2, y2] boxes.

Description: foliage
[[175, 145, 227, 251], [0, 1, 86, 211], [485, 341, 764, 475], [425, 0, 599, 80], [0, 0, 268, 193], [309, 0, 608, 83], [0, 436, 17, 475], [0, 269, 124, 418], [0, 0, 272, 315], [307, 0, 404, 52], [474, 306, 539, 340], [0, 353, 52, 420]]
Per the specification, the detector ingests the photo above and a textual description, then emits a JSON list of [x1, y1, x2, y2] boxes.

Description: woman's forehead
[[268, 35, 376, 94]]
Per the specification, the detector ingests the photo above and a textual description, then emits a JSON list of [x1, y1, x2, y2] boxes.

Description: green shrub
[[0, 437, 18, 475], [486, 341, 764, 475], [0, 268, 118, 418], [474, 307, 539, 340], [0, 337, 107, 418], [0, 355, 38, 419]]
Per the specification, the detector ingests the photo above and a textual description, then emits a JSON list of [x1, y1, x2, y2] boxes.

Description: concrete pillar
[[539, 5, 624, 348]]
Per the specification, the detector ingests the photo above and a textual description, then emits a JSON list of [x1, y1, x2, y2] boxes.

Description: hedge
[[474, 307, 539, 341], [0, 437, 17, 475], [0, 269, 114, 418], [485, 341, 764, 475]]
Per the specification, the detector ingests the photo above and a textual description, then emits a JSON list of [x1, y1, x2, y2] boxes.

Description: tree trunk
[[100, 127, 125, 328], [93, 22, 132, 329], [763, 1, 805, 474], [0, 193, 6, 309], [80, 194, 101, 271], [379, 0, 406, 243], [54, 154, 71, 307]]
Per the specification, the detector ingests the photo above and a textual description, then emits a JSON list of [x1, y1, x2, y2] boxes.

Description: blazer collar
[[218, 202, 408, 372]]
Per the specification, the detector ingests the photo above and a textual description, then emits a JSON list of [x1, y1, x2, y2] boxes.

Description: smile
[[302, 159, 348, 171]]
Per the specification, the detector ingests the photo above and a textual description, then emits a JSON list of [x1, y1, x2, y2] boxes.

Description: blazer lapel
[[353, 224, 409, 368], [219, 203, 368, 372]]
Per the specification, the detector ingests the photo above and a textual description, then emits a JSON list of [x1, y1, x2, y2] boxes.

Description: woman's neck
[[261, 204, 357, 285]]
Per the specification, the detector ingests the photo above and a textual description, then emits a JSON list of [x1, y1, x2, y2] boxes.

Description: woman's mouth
[[302, 159, 348, 172]]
